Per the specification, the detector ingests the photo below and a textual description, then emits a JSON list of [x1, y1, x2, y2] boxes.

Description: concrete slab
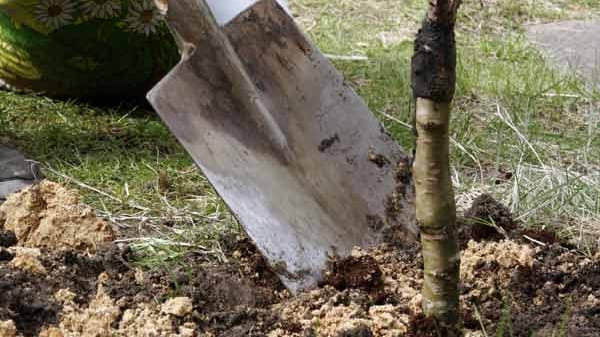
[[527, 20, 600, 88]]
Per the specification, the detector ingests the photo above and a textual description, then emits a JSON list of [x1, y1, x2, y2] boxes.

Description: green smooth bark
[[414, 99, 460, 335], [411, 0, 462, 334]]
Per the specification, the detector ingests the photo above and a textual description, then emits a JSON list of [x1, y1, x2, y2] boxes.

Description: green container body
[[0, 0, 178, 99]]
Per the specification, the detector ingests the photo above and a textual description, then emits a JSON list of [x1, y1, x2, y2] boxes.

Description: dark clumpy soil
[[0, 270, 60, 336], [0, 244, 129, 336], [384, 158, 414, 224], [464, 243, 600, 337], [368, 149, 391, 168], [0, 230, 17, 248], [463, 193, 517, 242], [0, 248, 13, 261], [318, 134, 340, 152], [405, 314, 438, 337], [460, 194, 575, 249], [521, 228, 560, 245], [322, 255, 383, 292], [101, 263, 282, 336]]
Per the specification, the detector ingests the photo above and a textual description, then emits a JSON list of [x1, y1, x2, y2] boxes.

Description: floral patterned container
[[0, 0, 178, 99]]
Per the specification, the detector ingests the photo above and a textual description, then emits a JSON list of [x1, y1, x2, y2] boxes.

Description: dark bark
[[411, 19, 456, 102]]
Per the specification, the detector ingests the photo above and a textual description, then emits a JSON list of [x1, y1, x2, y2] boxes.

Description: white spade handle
[[206, 0, 290, 26]]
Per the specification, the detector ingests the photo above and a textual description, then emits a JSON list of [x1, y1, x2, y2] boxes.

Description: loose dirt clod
[[0, 181, 116, 253], [0, 248, 14, 261], [369, 305, 410, 336], [271, 242, 424, 337], [464, 194, 517, 241], [118, 303, 195, 337], [39, 327, 64, 337], [9, 247, 47, 274], [368, 149, 391, 168], [405, 314, 437, 337], [161, 297, 193, 317], [461, 240, 534, 301], [0, 320, 17, 337], [0, 230, 17, 248], [49, 280, 198, 337], [58, 286, 120, 337], [323, 254, 383, 291], [521, 228, 559, 245]]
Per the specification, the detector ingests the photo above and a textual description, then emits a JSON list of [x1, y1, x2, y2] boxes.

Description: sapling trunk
[[411, 0, 462, 334]]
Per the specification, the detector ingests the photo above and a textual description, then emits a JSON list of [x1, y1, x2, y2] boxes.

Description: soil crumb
[[119, 303, 197, 337], [0, 230, 17, 248], [39, 327, 63, 337], [273, 243, 422, 337], [161, 297, 193, 317], [461, 240, 534, 302], [0, 181, 116, 253], [368, 149, 391, 168], [322, 253, 383, 291], [319, 134, 340, 152], [463, 194, 517, 241], [57, 286, 120, 337], [405, 314, 437, 337], [0, 248, 14, 261], [8, 247, 47, 274], [0, 320, 17, 337]]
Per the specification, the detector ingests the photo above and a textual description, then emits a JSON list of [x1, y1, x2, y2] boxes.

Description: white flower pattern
[[123, 0, 164, 36], [80, 0, 122, 19], [34, 0, 77, 30]]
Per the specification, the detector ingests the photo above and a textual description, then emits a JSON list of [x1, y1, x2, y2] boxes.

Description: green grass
[[0, 0, 599, 268], [0, 93, 237, 267]]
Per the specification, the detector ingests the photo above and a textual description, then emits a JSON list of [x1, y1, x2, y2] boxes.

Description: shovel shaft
[[165, 0, 290, 156]]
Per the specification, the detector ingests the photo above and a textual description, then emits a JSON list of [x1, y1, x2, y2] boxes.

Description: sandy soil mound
[[0, 181, 116, 253]]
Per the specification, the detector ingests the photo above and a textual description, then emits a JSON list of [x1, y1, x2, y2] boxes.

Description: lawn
[[0, 0, 598, 266]]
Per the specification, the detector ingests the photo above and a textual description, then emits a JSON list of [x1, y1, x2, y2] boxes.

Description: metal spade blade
[[147, 0, 416, 292]]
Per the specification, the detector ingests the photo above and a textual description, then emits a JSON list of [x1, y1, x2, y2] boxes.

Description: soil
[[319, 134, 340, 152], [521, 228, 560, 245], [1, 181, 599, 337], [322, 254, 383, 292], [405, 314, 438, 337], [0, 181, 116, 253], [0, 230, 17, 248], [462, 193, 518, 242], [384, 158, 415, 233], [368, 149, 391, 168]]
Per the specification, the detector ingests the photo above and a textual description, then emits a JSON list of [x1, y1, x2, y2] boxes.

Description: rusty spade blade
[[147, 0, 416, 292]]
